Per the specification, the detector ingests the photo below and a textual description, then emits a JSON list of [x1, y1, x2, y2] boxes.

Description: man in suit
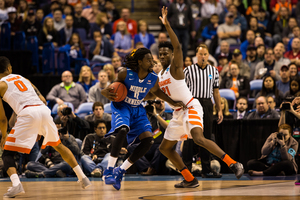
[[233, 97, 248, 119]]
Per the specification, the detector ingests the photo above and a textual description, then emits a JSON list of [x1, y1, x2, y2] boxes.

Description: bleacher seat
[[76, 102, 94, 118], [42, 42, 55, 74], [51, 102, 74, 116], [74, 58, 90, 75], [26, 36, 39, 72], [219, 89, 236, 109], [248, 79, 263, 104], [0, 22, 11, 50], [104, 103, 112, 114], [13, 31, 25, 50], [57, 50, 70, 75]]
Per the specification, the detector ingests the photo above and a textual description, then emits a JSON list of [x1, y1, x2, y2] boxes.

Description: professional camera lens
[[61, 107, 72, 116]]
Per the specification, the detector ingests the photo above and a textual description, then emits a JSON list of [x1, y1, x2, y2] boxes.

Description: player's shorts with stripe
[[4, 105, 60, 154], [164, 99, 204, 141]]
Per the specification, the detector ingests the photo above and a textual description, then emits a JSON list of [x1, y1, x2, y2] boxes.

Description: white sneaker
[[79, 177, 92, 189], [3, 183, 25, 198]]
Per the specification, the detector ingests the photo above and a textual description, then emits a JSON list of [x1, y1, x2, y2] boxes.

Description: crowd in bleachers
[[2, 0, 300, 178]]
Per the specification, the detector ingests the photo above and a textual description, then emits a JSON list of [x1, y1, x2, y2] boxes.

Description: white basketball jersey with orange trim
[[158, 66, 196, 109], [1, 74, 43, 115]]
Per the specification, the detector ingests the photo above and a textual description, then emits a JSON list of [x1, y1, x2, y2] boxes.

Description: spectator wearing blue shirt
[[276, 65, 290, 95], [240, 30, 255, 59], [134, 20, 155, 49], [201, 14, 219, 48], [287, 26, 300, 51], [77, 65, 98, 95], [257, 8, 269, 31], [228, 4, 248, 32]]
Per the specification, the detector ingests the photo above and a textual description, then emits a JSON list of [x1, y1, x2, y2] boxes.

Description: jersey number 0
[[14, 80, 28, 92]]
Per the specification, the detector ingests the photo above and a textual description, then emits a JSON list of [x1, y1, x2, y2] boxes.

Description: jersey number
[[14, 80, 28, 92], [162, 86, 171, 96]]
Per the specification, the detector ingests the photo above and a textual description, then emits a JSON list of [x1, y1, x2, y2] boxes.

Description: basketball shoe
[[3, 183, 25, 198], [174, 177, 199, 188], [230, 162, 244, 179], [79, 177, 92, 189], [103, 167, 116, 185], [113, 167, 126, 190]]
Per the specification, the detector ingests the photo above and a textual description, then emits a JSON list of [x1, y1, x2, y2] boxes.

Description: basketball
[[110, 82, 127, 102]]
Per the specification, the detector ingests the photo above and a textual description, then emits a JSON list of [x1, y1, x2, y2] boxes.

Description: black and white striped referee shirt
[[184, 63, 219, 99]]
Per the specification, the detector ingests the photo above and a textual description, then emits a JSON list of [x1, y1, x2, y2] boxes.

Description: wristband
[[155, 113, 159, 118]]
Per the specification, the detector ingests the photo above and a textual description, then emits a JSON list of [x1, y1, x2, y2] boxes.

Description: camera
[[277, 132, 284, 140], [145, 100, 162, 113], [58, 126, 68, 135], [281, 103, 291, 111], [61, 107, 72, 116]]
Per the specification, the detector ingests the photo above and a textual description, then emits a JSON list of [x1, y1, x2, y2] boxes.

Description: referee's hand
[[217, 111, 223, 124]]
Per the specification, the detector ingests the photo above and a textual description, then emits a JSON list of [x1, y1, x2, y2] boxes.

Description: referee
[[184, 44, 223, 178]]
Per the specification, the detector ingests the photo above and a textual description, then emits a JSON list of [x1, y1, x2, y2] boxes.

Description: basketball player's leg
[[159, 139, 183, 170], [191, 127, 244, 179]]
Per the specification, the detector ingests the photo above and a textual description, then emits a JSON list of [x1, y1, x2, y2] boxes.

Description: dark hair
[[211, 13, 219, 18], [94, 120, 106, 129], [230, 60, 240, 69], [260, 75, 279, 97], [158, 41, 174, 52], [0, 56, 11, 73], [237, 97, 248, 103], [289, 76, 300, 95], [123, 48, 152, 72], [53, 8, 62, 14], [292, 26, 300, 32], [257, 44, 265, 49], [93, 102, 104, 111]]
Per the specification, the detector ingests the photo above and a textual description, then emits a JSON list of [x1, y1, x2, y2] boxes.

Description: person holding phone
[[247, 124, 298, 176]]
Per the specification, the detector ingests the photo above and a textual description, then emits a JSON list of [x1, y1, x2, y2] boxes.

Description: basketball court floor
[[1, 174, 300, 199]]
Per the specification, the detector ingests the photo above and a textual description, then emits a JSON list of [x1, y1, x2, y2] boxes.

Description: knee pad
[[2, 150, 17, 172]]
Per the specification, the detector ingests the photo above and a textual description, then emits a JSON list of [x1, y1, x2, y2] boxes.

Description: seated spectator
[[89, 30, 115, 62], [255, 75, 284, 107], [127, 97, 171, 175], [254, 36, 265, 47], [110, 21, 134, 58], [134, 20, 155, 49], [273, 0, 292, 21], [245, 1, 260, 21], [17, 0, 28, 22], [92, 12, 112, 40], [233, 97, 248, 119], [247, 96, 281, 119], [81, 1, 99, 23], [53, 8, 65, 31], [5, 7, 22, 36], [247, 124, 298, 176], [73, 3, 90, 36], [184, 56, 193, 69], [287, 26, 300, 52], [254, 48, 281, 81], [246, 45, 259, 81], [112, 7, 137, 37], [81, 0, 91, 9], [240, 30, 255, 59], [288, 62, 299, 79], [256, 44, 266, 61], [284, 38, 300, 66], [216, 55, 228, 74], [77, 65, 98, 95], [248, 17, 267, 45], [200, 0, 223, 19], [213, 97, 233, 119], [214, 41, 232, 63], [276, 65, 290, 95], [36, 9, 44, 25], [21, 8, 42, 38], [150, 32, 168, 61], [153, 60, 163, 74], [282, 17, 298, 45], [25, 120, 80, 178], [267, 96, 277, 110], [228, 4, 247, 32], [43, 1, 64, 20], [201, 14, 219, 48], [257, 8, 269, 31], [38, 17, 59, 50], [220, 61, 250, 98], [273, 7, 290, 45], [111, 55, 123, 73], [88, 70, 111, 104], [81, 120, 124, 177], [63, 4, 73, 16], [85, 102, 112, 124], [284, 76, 300, 98], [103, 0, 120, 23], [46, 70, 87, 109], [103, 63, 115, 83], [217, 12, 241, 46], [0, 0, 8, 27], [274, 43, 290, 66], [58, 14, 76, 46]]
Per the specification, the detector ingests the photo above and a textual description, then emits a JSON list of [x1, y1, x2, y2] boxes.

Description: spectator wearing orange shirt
[[112, 8, 137, 37], [273, 0, 292, 21]]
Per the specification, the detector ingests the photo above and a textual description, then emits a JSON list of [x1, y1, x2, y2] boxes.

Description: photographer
[[127, 98, 172, 175], [278, 96, 300, 130], [58, 104, 90, 141], [247, 124, 298, 176], [25, 121, 81, 178]]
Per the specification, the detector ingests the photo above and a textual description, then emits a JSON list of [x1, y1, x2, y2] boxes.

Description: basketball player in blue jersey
[[101, 48, 186, 190], [152, 7, 244, 188]]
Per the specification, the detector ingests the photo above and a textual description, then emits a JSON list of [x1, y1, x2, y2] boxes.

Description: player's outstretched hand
[[172, 101, 187, 110], [159, 6, 168, 25], [101, 86, 117, 101]]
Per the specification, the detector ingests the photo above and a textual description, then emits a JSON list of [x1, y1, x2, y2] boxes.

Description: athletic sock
[[180, 167, 194, 182], [120, 159, 132, 171], [73, 165, 86, 181], [10, 174, 21, 187], [107, 156, 118, 169], [221, 154, 237, 167]]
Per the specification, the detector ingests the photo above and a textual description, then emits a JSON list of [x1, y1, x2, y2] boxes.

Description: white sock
[[107, 156, 118, 169], [73, 165, 86, 181], [10, 174, 20, 187], [120, 159, 132, 171]]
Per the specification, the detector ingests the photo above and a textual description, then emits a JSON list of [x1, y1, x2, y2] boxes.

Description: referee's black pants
[[182, 98, 213, 173]]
